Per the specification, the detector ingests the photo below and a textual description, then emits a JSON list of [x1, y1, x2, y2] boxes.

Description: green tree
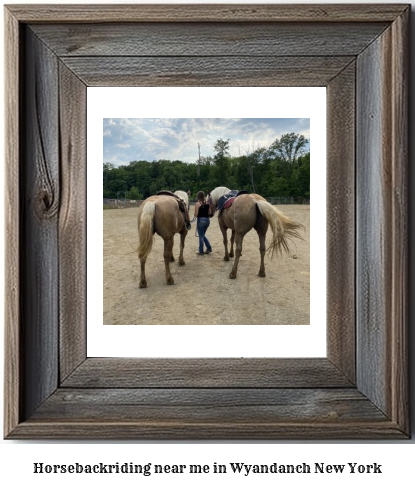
[[213, 138, 231, 186], [103, 162, 115, 196], [126, 186, 143, 200], [292, 152, 310, 197], [269, 133, 309, 176], [102, 138, 310, 200]]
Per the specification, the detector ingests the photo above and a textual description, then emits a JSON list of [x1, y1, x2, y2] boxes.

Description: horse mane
[[174, 190, 189, 208], [210, 187, 230, 206]]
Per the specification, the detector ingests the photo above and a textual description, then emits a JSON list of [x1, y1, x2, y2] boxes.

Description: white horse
[[174, 190, 190, 210], [208, 187, 304, 279]]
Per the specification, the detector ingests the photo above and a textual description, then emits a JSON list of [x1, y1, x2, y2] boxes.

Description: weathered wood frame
[[4, 4, 409, 439]]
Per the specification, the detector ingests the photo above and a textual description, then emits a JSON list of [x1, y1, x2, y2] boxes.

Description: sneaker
[[195, 252, 204, 256], [204, 249, 212, 254]]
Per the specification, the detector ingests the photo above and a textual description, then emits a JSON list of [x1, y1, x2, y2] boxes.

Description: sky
[[103, 118, 310, 166]]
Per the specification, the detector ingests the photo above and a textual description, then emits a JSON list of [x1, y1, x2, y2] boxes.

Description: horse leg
[[257, 231, 266, 277], [170, 237, 175, 262], [178, 229, 187, 266], [229, 230, 235, 258], [255, 215, 268, 277], [219, 219, 230, 261], [139, 257, 148, 288], [163, 238, 175, 285], [229, 233, 244, 279]]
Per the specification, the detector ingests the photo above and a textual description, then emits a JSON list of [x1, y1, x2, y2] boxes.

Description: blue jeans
[[197, 217, 212, 254]]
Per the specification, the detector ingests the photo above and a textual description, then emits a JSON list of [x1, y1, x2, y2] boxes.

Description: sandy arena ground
[[103, 205, 310, 325]]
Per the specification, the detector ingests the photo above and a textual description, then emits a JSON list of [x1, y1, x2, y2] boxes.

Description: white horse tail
[[255, 200, 304, 258], [138, 201, 156, 261]]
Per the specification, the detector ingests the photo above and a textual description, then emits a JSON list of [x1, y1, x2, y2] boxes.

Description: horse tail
[[255, 200, 304, 258], [138, 201, 156, 261]]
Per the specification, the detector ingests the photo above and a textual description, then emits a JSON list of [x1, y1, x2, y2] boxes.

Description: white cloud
[[103, 118, 310, 166]]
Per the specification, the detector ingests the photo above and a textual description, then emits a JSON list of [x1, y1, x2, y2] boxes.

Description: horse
[[208, 187, 304, 279], [137, 192, 189, 287], [174, 190, 189, 210]]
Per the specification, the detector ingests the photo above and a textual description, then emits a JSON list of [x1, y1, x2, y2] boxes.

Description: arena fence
[[103, 196, 309, 209], [103, 198, 143, 209], [265, 196, 310, 205]]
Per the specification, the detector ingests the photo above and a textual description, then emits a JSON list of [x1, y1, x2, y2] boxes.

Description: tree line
[[103, 132, 310, 201]]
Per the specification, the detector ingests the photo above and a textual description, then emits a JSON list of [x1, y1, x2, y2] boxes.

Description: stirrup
[[186, 223, 191, 230]]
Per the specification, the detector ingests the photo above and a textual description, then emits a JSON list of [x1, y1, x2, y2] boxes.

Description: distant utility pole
[[197, 142, 201, 177]]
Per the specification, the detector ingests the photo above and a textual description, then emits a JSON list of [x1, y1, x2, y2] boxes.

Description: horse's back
[[221, 193, 260, 232], [139, 195, 184, 237]]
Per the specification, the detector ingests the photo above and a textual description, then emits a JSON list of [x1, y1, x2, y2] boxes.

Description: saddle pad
[[217, 190, 238, 210], [223, 197, 236, 209]]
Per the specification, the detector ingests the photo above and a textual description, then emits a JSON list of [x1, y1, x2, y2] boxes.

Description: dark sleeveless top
[[197, 203, 210, 218]]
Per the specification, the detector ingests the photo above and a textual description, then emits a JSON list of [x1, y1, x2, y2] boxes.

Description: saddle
[[156, 191, 191, 230], [217, 190, 249, 216]]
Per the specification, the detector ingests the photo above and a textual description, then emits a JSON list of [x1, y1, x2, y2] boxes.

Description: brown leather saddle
[[156, 191, 191, 230]]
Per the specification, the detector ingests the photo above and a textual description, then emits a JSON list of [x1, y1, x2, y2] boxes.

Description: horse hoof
[[139, 281, 147, 288], [229, 252, 234, 258], [166, 278, 175, 285], [229, 272, 237, 279], [224, 256, 230, 262], [170, 256, 175, 262], [258, 272, 266, 278], [179, 259, 185, 266]]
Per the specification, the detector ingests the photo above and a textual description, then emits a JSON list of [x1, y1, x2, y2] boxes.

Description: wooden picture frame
[[4, 4, 409, 439]]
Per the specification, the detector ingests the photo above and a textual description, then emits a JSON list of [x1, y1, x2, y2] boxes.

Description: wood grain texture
[[32, 388, 386, 423], [389, 8, 409, 432], [7, 421, 406, 441], [326, 62, 356, 383], [21, 28, 60, 420], [4, 6, 21, 438], [356, 10, 408, 426], [6, 4, 409, 23], [62, 358, 352, 388], [357, 35, 386, 413], [61, 56, 354, 87], [31, 22, 388, 57], [58, 63, 87, 381]]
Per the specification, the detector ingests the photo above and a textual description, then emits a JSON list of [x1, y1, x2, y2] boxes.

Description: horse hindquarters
[[255, 200, 303, 258]]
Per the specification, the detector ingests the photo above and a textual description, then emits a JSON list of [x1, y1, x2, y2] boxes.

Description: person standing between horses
[[194, 191, 212, 255]]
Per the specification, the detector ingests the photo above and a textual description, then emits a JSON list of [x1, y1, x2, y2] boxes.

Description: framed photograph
[[4, 4, 409, 439]]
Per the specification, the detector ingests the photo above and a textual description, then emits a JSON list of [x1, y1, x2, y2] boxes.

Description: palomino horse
[[137, 192, 189, 287], [208, 187, 304, 279]]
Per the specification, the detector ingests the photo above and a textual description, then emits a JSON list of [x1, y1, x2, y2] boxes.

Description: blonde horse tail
[[255, 200, 304, 258], [138, 201, 156, 261]]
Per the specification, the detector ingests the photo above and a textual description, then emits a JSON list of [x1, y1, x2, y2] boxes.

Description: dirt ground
[[103, 205, 310, 325]]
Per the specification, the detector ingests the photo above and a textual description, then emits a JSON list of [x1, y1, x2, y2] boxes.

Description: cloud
[[103, 118, 310, 166]]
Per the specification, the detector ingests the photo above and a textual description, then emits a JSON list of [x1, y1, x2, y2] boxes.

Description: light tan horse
[[174, 190, 189, 210], [208, 187, 304, 279], [137, 194, 188, 287]]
